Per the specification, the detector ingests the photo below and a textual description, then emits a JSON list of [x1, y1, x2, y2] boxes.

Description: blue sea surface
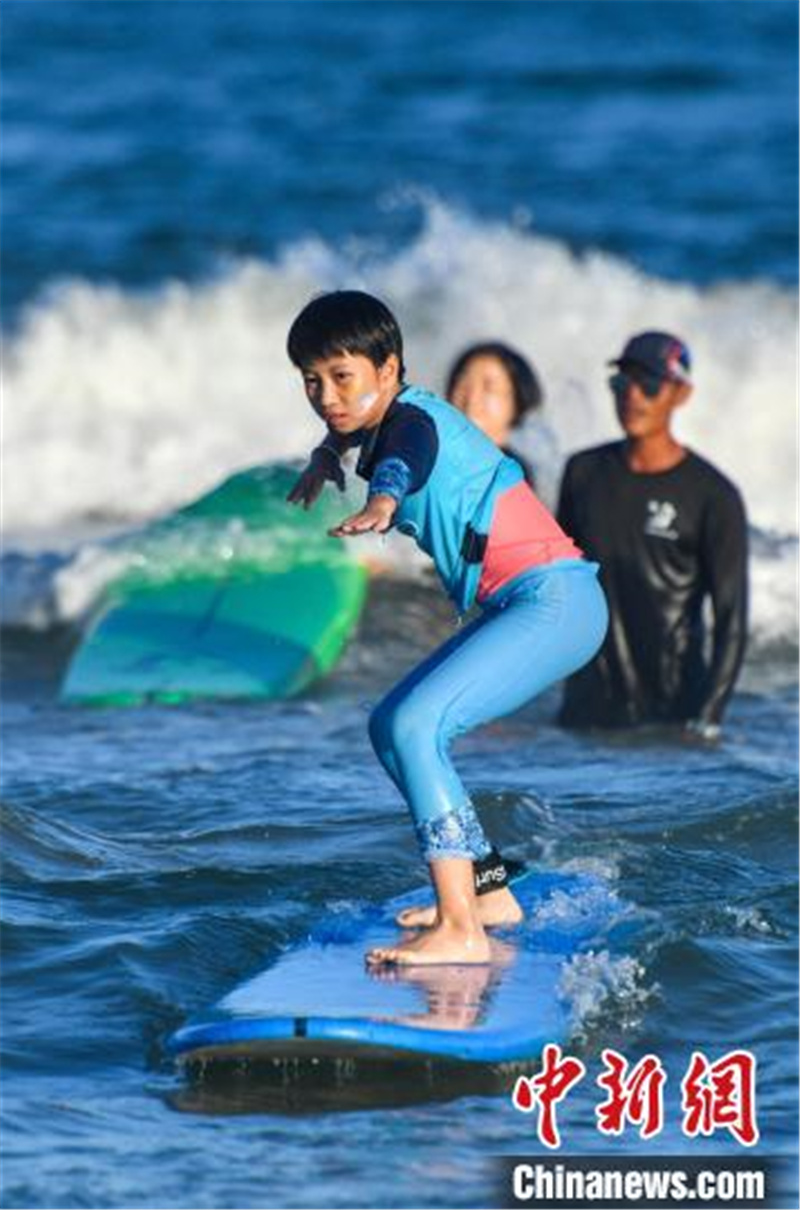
[[2, 592, 798, 1208], [1, 3, 798, 1208], [2, 0, 797, 325]]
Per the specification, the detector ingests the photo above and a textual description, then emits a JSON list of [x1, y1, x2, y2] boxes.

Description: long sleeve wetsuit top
[[321, 387, 579, 610], [556, 441, 748, 729]]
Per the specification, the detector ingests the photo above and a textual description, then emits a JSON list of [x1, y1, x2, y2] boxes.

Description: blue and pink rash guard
[[320, 384, 582, 608]]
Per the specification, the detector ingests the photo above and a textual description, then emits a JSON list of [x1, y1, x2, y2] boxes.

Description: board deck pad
[[61, 464, 367, 705], [168, 869, 619, 1108]]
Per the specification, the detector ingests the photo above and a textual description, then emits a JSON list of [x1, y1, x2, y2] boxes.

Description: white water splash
[[560, 950, 655, 1038], [3, 202, 797, 640], [5, 202, 796, 535]]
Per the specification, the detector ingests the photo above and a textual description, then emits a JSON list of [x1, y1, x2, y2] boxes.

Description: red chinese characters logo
[[596, 1048, 666, 1139], [681, 1050, 759, 1147], [511, 1047, 759, 1150], [512, 1043, 587, 1149]]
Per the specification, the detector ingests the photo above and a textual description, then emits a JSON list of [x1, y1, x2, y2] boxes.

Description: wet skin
[[396, 885, 523, 930], [366, 858, 497, 966]]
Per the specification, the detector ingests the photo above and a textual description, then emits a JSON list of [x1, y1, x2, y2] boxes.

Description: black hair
[[287, 290, 406, 378], [445, 341, 543, 426]]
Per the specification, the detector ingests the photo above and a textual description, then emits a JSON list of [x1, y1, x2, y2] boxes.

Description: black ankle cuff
[[473, 848, 526, 895], [474, 848, 509, 896]]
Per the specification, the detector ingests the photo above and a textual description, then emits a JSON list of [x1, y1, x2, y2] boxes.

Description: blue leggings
[[368, 559, 608, 862]]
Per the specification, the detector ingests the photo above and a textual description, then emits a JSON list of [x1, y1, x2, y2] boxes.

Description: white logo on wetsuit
[[645, 500, 679, 541], [476, 865, 506, 890]]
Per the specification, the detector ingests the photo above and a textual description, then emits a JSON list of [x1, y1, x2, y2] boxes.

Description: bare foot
[[396, 886, 524, 930], [366, 919, 491, 967]]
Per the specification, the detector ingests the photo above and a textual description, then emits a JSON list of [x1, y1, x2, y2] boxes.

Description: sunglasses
[[608, 369, 666, 400]]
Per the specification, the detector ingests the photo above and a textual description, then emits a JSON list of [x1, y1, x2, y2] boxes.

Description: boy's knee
[[376, 694, 434, 761]]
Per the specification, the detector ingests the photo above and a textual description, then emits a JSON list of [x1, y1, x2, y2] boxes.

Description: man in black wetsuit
[[557, 331, 748, 739]]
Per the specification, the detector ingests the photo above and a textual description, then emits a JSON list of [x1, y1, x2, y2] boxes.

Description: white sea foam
[[559, 950, 654, 1038], [3, 202, 797, 640], [532, 884, 622, 932]]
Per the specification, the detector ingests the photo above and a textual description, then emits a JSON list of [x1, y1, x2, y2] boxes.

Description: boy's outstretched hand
[[329, 494, 397, 537], [286, 450, 345, 509]]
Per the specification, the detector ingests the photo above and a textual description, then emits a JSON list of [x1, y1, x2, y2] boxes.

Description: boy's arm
[[286, 428, 362, 509], [691, 483, 749, 734], [365, 406, 438, 499], [330, 407, 438, 538]]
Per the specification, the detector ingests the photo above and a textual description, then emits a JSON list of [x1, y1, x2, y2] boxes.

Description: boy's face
[[300, 351, 400, 433], [610, 368, 691, 440]]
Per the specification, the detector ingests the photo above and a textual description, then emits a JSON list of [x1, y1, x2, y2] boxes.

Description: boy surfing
[[287, 291, 607, 966]]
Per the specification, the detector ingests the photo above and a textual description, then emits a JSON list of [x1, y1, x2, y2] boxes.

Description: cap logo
[[665, 340, 690, 382]]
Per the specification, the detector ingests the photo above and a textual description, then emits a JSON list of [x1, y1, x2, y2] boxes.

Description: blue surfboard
[[167, 869, 619, 1108]]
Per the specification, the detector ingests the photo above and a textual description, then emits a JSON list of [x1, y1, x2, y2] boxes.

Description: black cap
[[609, 331, 692, 384]]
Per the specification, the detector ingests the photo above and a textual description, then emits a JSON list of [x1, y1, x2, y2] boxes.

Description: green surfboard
[[60, 464, 367, 706]]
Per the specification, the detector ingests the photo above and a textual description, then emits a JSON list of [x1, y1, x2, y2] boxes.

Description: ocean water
[[1, 3, 797, 1208]]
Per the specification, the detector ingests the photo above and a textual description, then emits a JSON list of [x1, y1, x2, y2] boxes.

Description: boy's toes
[[366, 946, 401, 967]]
